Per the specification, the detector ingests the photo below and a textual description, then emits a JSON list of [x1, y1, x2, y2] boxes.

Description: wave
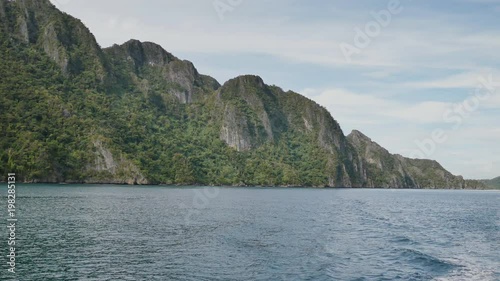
[[399, 248, 460, 274], [432, 257, 498, 281]]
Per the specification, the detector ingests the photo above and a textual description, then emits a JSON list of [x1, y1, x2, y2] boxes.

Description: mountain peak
[[1, 0, 106, 77], [224, 75, 265, 88], [347, 130, 381, 150], [348, 130, 371, 140], [107, 39, 177, 68]]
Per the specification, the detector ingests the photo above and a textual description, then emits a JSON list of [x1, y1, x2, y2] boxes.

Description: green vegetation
[[0, 0, 486, 189], [482, 177, 500, 189], [347, 130, 485, 189], [0, 18, 344, 186]]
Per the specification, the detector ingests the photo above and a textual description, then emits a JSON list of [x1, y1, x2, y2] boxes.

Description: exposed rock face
[[274, 90, 364, 187], [216, 74, 354, 153], [104, 40, 220, 103], [347, 130, 485, 189], [216, 75, 365, 187], [124, 40, 176, 68], [0, 0, 107, 78], [90, 140, 148, 185], [217, 75, 287, 151], [41, 23, 69, 73], [220, 103, 253, 151]]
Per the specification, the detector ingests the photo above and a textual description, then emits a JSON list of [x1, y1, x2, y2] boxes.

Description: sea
[[1, 185, 498, 280]]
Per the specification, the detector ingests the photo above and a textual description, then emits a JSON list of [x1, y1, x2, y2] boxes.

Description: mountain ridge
[[346, 130, 480, 189], [481, 177, 500, 189], [0, 0, 487, 189]]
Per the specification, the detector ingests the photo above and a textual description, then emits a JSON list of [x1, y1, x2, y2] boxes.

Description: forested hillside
[[0, 0, 486, 188], [482, 177, 500, 189]]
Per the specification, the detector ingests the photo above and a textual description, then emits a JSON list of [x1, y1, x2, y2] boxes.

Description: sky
[[49, 0, 500, 179]]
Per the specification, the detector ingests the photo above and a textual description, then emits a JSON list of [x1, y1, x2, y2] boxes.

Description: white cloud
[[401, 71, 500, 90], [50, 1, 500, 73], [302, 88, 452, 124]]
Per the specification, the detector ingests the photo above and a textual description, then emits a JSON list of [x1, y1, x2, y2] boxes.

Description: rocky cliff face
[[347, 130, 485, 189], [41, 15, 106, 80], [104, 39, 220, 103], [0, 0, 107, 79], [217, 75, 286, 151], [88, 140, 148, 185], [215, 75, 365, 187], [274, 89, 367, 187]]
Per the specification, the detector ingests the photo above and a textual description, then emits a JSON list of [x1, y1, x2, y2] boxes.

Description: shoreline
[[2, 181, 497, 190]]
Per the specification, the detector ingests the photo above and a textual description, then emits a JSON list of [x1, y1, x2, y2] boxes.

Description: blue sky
[[51, 0, 500, 179]]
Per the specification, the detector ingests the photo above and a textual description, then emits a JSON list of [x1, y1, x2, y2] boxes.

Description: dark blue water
[[1, 185, 499, 280]]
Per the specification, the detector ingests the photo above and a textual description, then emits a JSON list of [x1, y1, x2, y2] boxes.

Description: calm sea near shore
[[1, 185, 498, 280]]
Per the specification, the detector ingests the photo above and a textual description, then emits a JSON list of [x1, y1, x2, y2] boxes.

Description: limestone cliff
[[215, 75, 365, 187], [0, 0, 107, 79], [217, 75, 286, 151], [347, 130, 485, 189], [104, 39, 220, 104], [87, 140, 148, 185]]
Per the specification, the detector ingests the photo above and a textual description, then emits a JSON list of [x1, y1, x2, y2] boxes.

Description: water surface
[[1, 185, 499, 280]]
